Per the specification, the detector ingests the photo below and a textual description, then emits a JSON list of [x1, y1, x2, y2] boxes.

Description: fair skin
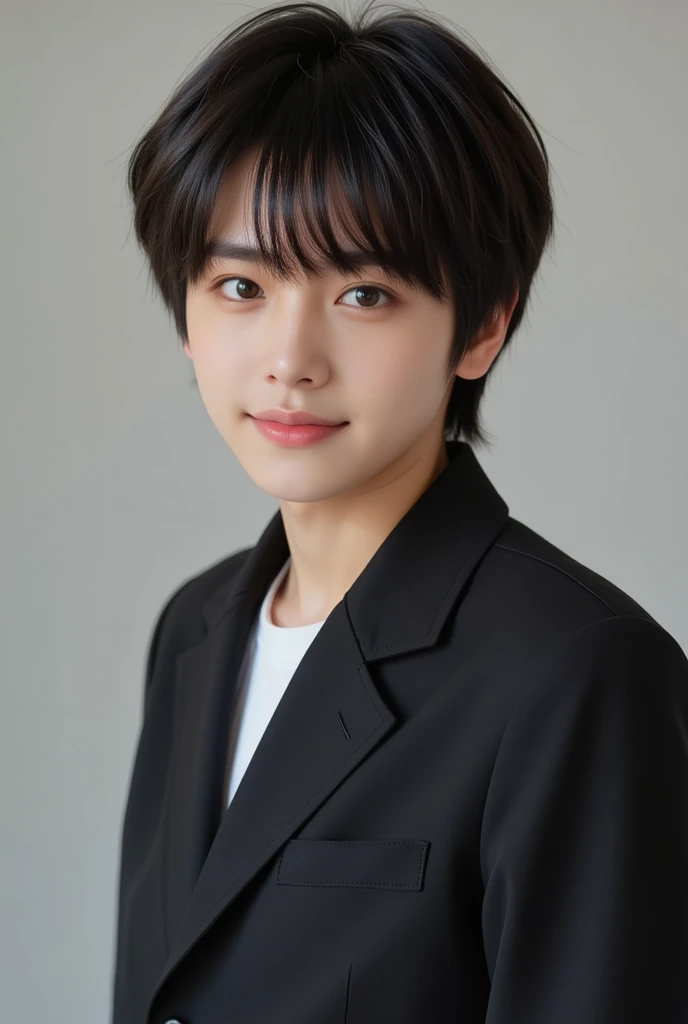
[[185, 153, 518, 626]]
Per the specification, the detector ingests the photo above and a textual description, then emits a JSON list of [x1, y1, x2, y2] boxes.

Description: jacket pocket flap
[[276, 838, 430, 891]]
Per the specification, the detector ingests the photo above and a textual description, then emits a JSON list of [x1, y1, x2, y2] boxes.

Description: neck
[[275, 434, 449, 625]]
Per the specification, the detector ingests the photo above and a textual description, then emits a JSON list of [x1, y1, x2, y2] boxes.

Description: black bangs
[[203, 140, 451, 305], [237, 130, 451, 306], [199, 39, 457, 306], [126, 0, 555, 446]]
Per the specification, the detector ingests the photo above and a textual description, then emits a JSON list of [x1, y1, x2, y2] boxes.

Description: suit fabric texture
[[112, 439, 688, 1024]]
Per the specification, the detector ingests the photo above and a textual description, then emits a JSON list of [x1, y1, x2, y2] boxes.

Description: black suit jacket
[[112, 440, 688, 1024]]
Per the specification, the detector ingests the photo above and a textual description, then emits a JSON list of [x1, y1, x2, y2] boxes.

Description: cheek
[[185, 311, 249, 381], [186, 294, 231, 349], [357, 342, 447, 413]]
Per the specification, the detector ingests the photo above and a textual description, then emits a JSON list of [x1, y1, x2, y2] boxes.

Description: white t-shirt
[[223, 556, 327, 807]]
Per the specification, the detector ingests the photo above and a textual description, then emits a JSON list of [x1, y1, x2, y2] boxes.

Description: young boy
[[112, 3, 688, 1022]]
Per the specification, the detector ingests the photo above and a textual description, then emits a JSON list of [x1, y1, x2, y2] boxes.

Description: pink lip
[[251, 408, 345, 426], [249, 416, 348, 447]]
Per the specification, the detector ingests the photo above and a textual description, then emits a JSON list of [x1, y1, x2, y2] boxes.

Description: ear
[[455, 290, 519, 381], [183, 339, 192, 358]]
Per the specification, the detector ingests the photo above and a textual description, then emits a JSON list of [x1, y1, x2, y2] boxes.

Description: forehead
[[204, 237, 395, 281], [208, 152, 260, 236]]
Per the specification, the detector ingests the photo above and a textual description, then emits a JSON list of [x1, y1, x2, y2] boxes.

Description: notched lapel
[[152, 594, 397, 1006], [158, 591, 257, 954]]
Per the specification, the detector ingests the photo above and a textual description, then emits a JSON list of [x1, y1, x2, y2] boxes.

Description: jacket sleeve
[[480, 612, 688, 1024]]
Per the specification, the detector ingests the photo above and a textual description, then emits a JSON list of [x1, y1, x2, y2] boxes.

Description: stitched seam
[[494, 542, 619, 615], [365, 545, 479, 655]]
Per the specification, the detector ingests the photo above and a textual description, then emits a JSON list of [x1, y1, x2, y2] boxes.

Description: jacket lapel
[[148, 440, 510, 1008]]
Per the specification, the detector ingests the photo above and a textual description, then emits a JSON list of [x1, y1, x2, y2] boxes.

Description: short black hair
[[126, 0, 555, 448]]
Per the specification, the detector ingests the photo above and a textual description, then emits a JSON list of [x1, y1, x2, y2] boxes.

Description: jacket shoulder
[[164, 545, 254, 629], [142, 545, 253, 709], [489, 517, 657, 622], [460, 517, 686, 724]]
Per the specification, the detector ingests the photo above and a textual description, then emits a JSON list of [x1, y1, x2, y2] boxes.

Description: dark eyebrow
[[205, 237, 386, 272]]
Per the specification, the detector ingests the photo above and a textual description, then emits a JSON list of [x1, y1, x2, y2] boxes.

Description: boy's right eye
[[214, 277, 264, 301]]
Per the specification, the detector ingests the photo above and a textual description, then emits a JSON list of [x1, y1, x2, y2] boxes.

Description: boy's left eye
[[339, 285, 393, 309]]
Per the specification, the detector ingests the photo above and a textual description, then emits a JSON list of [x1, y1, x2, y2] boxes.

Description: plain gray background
[[2, 1, 687, 1020]]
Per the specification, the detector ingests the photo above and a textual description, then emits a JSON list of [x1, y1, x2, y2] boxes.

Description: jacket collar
[[202, 439, 510, 660]]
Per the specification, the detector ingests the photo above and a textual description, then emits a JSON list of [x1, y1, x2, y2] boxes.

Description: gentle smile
[[249, 416, 349, 448]]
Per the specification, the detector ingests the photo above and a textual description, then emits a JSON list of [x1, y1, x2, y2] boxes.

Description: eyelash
[[211, 276, 396, 310]]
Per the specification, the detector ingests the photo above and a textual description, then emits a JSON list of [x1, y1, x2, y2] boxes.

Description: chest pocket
[[276, 838, 430, 891]]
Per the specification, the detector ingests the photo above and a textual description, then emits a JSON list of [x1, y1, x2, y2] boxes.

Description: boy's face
[[184, 152, 507, 504]]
